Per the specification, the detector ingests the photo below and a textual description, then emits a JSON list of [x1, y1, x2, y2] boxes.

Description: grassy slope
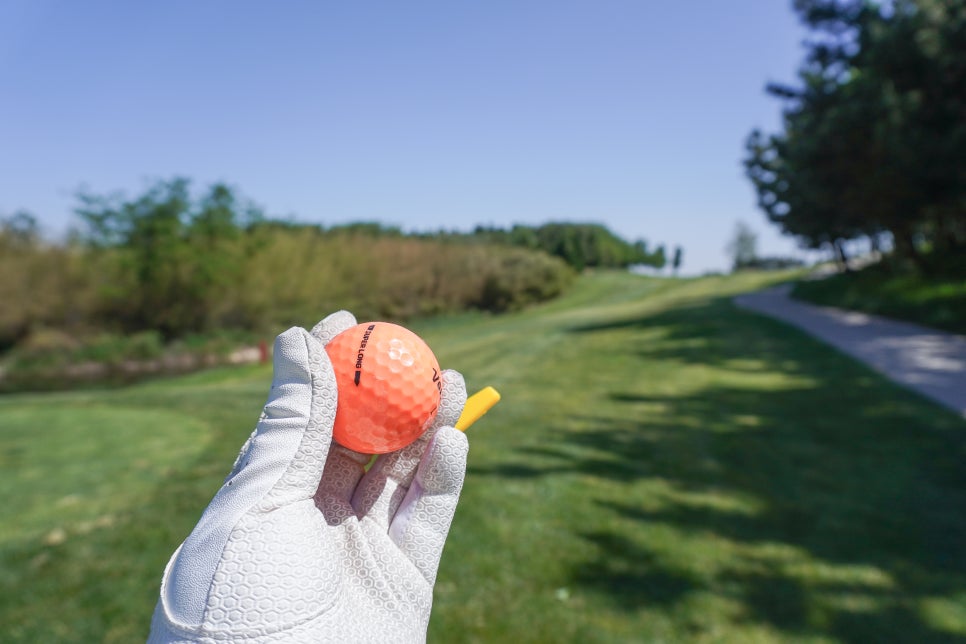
[[792, 263, 966, 335], [2, 271, 965, 642]]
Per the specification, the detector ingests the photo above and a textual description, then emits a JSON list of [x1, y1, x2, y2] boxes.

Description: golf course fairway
[[2, 270, 964, 642]]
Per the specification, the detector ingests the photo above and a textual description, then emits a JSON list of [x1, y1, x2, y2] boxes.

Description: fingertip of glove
[[310, 310, 357, 345], [272, 328, 314, 378], [419, 426, 469, 494], [439, 424, 469, 452], [441, 368, 465, 390], [435, 370, 467, 428], [270, 328, 337, 402]]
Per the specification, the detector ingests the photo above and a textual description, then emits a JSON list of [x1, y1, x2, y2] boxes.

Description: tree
[[671, 246, 683, 275], [467, 223, 666, 270], [726, 222, 758, 271], [74, 178, 261, 337], [652, 244, 667, 271], [0, 210, 40, 247], [745, 0, 966, 274]]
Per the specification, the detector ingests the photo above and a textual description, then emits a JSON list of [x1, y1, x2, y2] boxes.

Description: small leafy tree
[[726, 222, 759, 271], [75, 179, 261, 338]]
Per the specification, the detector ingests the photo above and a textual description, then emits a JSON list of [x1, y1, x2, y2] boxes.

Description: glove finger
[[161, 326, 334, 626], [308, 309, 370, 514], [352, 370, 467, 528], [257, 327, 340, 508], [310, 309, 357, 345], [314, 442, 370, 519], [434, 369, 469, 430], [388, 425, 469, 584]]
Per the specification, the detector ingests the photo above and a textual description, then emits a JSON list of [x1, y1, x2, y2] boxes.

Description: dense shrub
[[466, 222, 666, 271], [235, 228, 574, 326], [1, 202, 576, 351], [1, 184, 584, 390], [0, 231, 100, 350], [471, 247, 575, 312]]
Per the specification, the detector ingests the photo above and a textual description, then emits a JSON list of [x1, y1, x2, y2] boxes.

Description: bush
[[2, 180, 582, 377], [7, 331, 164, 370], [472, 247, 575, 312], [469, 222, 666, 270], [236, 228, 575, 325], [0, 236, 99, 350], [1, 222, 576, 355]]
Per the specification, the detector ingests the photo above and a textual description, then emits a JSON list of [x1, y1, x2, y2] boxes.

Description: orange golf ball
[[325, 322, 442, 453]]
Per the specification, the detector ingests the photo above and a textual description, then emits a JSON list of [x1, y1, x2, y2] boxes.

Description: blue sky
[[1, 1, 817, 274]]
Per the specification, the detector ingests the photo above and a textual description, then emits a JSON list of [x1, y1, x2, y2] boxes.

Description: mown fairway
[[2, 271, 965, 642]]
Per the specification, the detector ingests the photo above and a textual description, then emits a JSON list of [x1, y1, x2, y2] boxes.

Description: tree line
[[745, 0, 965, 274], [1, 178, 669, 351], [462, 223, 668, 271]]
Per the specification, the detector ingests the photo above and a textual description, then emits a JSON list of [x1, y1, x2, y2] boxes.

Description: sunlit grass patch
[[0, 403, 214, 544]]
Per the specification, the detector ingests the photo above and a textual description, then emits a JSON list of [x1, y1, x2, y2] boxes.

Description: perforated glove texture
[[148, 311, 469, 643]]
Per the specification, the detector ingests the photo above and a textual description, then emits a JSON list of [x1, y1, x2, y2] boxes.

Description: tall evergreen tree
[[745, 0, 966, 273]]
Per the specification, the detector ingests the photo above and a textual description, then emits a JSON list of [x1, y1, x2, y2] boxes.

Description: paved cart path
[[735, 284, 966, 418]]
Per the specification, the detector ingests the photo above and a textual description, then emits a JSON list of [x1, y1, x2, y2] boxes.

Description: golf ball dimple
[[388, 339, 414, 369], [325, 321, 441, 453]]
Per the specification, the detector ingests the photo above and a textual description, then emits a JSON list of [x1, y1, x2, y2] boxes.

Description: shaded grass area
[[792, 263, 966, 335], [431, 272, 966, 642], [1, 271, 965, 642]]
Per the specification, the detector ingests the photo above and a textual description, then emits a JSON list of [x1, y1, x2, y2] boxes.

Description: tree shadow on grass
[[470, 296, 966, 641], [571, 531, 697, 610]]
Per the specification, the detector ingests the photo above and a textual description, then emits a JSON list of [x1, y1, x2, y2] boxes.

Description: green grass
[[2, 271, 965, 642], [792, 263, 966, 335]]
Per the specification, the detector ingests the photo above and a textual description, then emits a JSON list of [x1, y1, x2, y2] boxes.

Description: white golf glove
[[148, 311, 469, 643]]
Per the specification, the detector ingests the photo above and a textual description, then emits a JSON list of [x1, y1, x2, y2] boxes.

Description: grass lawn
[[792, 263, 966, 335], [2, 270, 965, 642]]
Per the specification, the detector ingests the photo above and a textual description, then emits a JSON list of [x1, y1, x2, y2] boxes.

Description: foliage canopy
[[745, 0, 966, 273]]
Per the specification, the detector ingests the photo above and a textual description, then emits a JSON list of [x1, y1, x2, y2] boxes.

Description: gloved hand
[[148, 311, 469, 643]]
